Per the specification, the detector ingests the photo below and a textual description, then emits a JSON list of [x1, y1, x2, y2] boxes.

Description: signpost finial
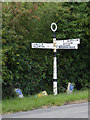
[[51, 23, 57, 32]]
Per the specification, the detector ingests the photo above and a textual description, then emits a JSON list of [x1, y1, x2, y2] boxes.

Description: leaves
[[2, 2, 89, 98]]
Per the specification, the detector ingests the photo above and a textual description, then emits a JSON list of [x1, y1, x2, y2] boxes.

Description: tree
[[2, 2, 89, 98]]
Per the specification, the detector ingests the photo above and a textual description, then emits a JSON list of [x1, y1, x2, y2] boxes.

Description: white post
[[53, 34, 57, 95], [51, 23, 58, 95]]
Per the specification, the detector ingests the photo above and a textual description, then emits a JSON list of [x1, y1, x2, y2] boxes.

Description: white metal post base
[[53, 81, 57, 95]]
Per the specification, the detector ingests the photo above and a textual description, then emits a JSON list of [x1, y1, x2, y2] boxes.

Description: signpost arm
[[53, 32, 57, 95]]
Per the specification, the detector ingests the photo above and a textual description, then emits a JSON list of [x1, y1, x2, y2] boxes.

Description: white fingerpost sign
[[31, 23, 80, 95]]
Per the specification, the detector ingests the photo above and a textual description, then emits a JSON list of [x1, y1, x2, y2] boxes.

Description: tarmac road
[[3, 102, 88, 118]]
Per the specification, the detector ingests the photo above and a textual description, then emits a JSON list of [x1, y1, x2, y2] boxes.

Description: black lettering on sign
[[34, 44, 38, 48], [58, 45, 76, 49], [34, 43, 45, 48], [42, 43, 45, 48]]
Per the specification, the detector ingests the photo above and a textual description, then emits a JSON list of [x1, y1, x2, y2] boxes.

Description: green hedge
[[2, 2, 89, 98]]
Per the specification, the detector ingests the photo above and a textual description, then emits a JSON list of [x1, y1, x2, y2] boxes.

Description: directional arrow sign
[[32, 43, 54, 49], [56, 44, 78, 49], [56, 38, 80, 45], [32, 43, 78, 49]]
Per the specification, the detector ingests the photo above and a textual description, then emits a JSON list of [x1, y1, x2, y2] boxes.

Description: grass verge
[[2, 89, 88, 114]]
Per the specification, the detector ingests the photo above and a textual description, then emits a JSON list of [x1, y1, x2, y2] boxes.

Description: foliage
[[2, 2, 89, 98]]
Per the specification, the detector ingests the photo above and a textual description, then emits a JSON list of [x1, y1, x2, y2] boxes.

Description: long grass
[[2, 89, 88, 114]]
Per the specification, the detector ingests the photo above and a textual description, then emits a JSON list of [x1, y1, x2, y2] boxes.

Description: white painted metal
[[56, 44, 78, 49], [53, 81, 57, 95], [51, 23, 57, 32], [53, 37, 57, 95], [32, 43, 53, 49], [32, 43, 78, 49], [53, 57, 57, 79], [56, 40, 63, 45], [56, 38, 80, 44]]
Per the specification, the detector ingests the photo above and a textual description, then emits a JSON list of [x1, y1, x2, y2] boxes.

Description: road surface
[[3, 102, 88, 118]]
